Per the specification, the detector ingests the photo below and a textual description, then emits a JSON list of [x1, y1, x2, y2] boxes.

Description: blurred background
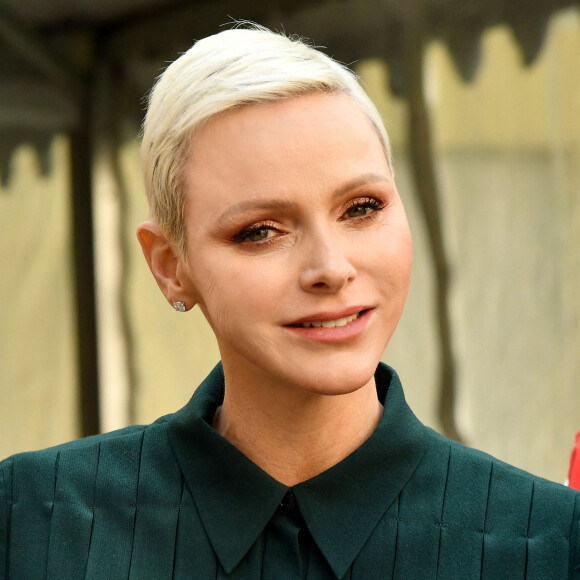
[[0, 0, 579, 483]]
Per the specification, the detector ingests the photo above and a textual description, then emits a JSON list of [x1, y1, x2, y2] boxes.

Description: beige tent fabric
[[380, 12, 580, 478], [1, 9, 579, 483], [0, 139, 78, 455]]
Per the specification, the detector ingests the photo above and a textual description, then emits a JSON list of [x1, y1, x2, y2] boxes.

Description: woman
[[1, 25, 579, 579]]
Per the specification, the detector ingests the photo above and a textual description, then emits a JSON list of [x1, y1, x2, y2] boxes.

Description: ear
[[136, 221, 196, 310]]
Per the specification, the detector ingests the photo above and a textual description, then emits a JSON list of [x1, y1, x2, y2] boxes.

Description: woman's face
[[181, 93, 412, 396]]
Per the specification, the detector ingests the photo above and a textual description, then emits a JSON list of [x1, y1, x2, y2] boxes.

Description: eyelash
[[233, 221, 281, 245], [233, 197, 385, 244], [342, 197, 385, 220]]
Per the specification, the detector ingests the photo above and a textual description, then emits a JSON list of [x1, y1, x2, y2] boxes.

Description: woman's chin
[[220, 338, 383, 399], [286, 359, 380, 397]]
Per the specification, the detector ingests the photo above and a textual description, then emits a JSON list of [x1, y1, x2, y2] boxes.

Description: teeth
[[299, 312, 360, 328]]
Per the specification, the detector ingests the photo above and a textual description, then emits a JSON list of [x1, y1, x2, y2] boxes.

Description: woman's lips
[[294, 311, 361, 328], [284, 308, 373, 342], [287, 305, 370, 325]]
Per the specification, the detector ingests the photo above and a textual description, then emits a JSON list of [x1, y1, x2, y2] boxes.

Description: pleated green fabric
[[1, 363, 579, 579]]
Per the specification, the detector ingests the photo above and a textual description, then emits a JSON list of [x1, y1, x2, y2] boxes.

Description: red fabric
[[568, 431, 580, 490]]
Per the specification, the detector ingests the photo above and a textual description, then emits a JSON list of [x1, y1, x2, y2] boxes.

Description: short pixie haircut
[[141, 24, 393, 256]]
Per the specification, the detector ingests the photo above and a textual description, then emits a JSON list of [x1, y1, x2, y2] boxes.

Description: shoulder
[[0, 416, 188, 576], [414, 427, 580, 576], [0, 414, 177, 510], [423, 426, 580, 512], [440, 427, 575, 484], [1, 423, 145, 489]]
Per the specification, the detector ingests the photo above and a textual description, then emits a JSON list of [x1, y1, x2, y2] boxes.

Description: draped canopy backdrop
[[0, 0, 578, 443]]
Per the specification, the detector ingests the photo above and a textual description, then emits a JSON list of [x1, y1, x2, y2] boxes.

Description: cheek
[[394, 235, 413, 287], [225, 254, 290, 299], [188, 263, 227, 330], [365, 225, 412, 280], [194, 258, 282, 334]]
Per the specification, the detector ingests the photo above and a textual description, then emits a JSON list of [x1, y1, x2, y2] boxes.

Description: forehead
[[183, 93, 390, 210]]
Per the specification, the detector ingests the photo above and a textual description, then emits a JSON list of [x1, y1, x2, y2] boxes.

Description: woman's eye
[[347, 205, 374, 218], [344, 198, 383, 219], [247, 228, 272, 242], [234, 225, 278, 243]]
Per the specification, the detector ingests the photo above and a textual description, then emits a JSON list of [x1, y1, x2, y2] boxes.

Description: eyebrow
[[217, 172, 391, 224], [331, 172, 391, 199]]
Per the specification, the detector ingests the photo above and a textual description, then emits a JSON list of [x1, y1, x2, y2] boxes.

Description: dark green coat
[[1, 363, 579, 578]]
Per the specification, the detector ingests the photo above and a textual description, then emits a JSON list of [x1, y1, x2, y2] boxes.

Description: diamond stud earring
[[173, 301, 186, 312]]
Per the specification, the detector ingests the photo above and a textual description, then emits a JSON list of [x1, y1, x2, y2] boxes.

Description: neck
[[212, 366, 383, 486]]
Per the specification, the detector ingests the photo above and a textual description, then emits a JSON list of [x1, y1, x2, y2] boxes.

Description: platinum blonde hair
[[141, 24, 393, 256]]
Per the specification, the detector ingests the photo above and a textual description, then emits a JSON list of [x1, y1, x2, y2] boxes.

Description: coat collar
[[167, 362, 428, 578]]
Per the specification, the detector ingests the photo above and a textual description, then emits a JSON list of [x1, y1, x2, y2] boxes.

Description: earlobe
[[136, 222, 195, 310]]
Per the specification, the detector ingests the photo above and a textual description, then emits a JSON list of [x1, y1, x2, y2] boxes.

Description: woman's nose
[[299, 230, 357, 293]]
